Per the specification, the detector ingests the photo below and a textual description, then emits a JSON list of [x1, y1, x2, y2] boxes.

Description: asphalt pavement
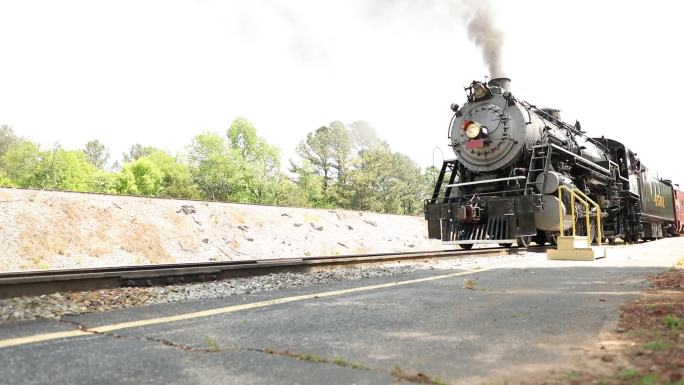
[[2, 238, 684, 385]]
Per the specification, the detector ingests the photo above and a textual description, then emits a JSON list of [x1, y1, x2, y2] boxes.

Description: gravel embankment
[[0, 254, 530, 324], [0, 188, 442, 271]]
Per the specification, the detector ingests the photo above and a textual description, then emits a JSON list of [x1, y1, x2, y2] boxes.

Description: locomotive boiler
[[425, 77, 678, 248]]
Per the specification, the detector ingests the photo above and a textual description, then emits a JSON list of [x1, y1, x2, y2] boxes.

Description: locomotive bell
[[472, 83, 488, 99]]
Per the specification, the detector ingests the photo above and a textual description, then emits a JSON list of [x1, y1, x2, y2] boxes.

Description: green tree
[[0, 140, 42, 187], [116, 158, 164, 196], [122, 144, 156, 163], [294, 123, 352, 195], [0, 125, 18, 158], [226, 117, 284, 204], [143, 150, 200, 199], [33, 148, 103, 191], [83, 140, 110, 168], [187, 132, 240, 201], [349, 121, 386, 153], [348, 147, 426, 215], [89, 170, 118, 193], [0, 173, 12, 187], [289, 160, 327, 207]]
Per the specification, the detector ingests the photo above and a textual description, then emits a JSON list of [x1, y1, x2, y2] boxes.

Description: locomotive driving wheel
[[533, 230, 547, 246], [516, 235, 531, 247], [545, 230, 560, 246]]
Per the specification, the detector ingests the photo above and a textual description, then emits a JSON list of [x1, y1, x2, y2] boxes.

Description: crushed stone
[[0, 254, 527, 324]]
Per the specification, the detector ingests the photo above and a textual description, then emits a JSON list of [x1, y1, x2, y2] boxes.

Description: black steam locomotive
[[424, 78, 679, 248]]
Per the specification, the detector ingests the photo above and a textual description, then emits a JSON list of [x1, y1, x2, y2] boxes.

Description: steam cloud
[[461, 0, 505, 78]]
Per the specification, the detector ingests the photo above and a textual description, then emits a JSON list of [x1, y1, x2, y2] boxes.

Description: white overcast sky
[[0, 0, 682, 184]]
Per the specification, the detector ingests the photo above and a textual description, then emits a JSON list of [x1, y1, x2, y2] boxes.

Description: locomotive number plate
[[465, 139, 485, 149]]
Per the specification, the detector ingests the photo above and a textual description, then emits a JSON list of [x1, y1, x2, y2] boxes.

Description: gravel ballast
[[0, 254, 531, 324]]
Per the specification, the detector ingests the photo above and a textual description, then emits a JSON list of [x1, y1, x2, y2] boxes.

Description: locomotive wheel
[[516, 236, 531, 247], [545, 231, 559, 246], [498, 243, 513, 248], [623, 225, 637, 244], [461, 244, 474, 250], [533, 231, 547, 246]]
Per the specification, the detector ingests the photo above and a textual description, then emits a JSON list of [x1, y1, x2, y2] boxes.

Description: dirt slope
[[0, 188, 441, 272]]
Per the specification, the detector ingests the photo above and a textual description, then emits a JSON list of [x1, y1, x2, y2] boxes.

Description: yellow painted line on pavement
[[0, 330, 92, 349], [0, 266, 493, 349]]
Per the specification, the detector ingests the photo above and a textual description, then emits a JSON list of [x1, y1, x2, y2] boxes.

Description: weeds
[[463, 279, 476, 290], [664, 314, 680, 331], [203, 337, 220, 352], [640, 341, 673, 351], [331, 356, 370, 370], [391, 365, 450, 385], [619, 369, 639, 379], [564, 370, 584, 382]]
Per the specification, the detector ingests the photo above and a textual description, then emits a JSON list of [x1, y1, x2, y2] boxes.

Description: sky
[[0, 0, 683, 185]]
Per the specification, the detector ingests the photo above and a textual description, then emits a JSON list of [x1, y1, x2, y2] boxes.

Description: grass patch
[[203, 337, 220, 352], [331, 356, 370, 370], [564, 370, 584, 382], [664, 314, 680, 330], [390, 365, 450, 385], [640, 341, 674, 351], [619, 368, 639, 379]]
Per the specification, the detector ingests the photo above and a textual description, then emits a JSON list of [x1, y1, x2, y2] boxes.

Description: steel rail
[[0, 247, 538, 299]]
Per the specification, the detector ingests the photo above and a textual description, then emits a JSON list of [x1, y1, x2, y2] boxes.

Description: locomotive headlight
[[464, 122, 482, 139]]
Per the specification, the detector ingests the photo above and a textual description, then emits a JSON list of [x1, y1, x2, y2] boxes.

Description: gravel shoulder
[[0, 252, 528, 324], [2, 237, 682, 325]]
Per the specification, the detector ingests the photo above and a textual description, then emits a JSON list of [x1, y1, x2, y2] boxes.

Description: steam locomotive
[[425, 77, 684, 248]]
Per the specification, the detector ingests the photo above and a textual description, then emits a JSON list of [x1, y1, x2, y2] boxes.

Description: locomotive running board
[[547, 144, 610, 175]]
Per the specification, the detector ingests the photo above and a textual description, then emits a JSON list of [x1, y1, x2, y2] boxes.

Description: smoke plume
[[461, 0, 505, 78]]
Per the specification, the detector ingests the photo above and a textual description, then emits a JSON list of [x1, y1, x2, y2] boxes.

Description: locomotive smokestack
[[488, 77, 511, 93]]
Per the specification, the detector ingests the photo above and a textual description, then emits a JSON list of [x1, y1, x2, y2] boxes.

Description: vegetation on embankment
[[0, 118, 436, 216]]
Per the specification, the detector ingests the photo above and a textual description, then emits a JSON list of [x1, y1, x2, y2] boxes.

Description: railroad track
[[0, 246, 539, 299]]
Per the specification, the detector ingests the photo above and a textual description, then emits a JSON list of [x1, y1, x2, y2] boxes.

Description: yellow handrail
[[557, 186, 603, 246], [558, 185, 591, 245], [558, 185, 573, 235], [571, 188, 602, 246]]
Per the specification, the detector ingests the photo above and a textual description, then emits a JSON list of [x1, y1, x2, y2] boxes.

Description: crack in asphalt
[[56, 319, 226, 352], [55, 318, 451, 384]]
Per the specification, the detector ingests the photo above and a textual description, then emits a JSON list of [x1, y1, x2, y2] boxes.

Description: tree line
[[0, 119, 436, 215]]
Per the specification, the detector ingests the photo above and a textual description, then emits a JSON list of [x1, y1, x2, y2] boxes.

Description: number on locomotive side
[[654, 194, 665, 208]]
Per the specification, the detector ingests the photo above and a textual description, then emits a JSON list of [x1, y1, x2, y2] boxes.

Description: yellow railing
[[557, 186, 603, 246]]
